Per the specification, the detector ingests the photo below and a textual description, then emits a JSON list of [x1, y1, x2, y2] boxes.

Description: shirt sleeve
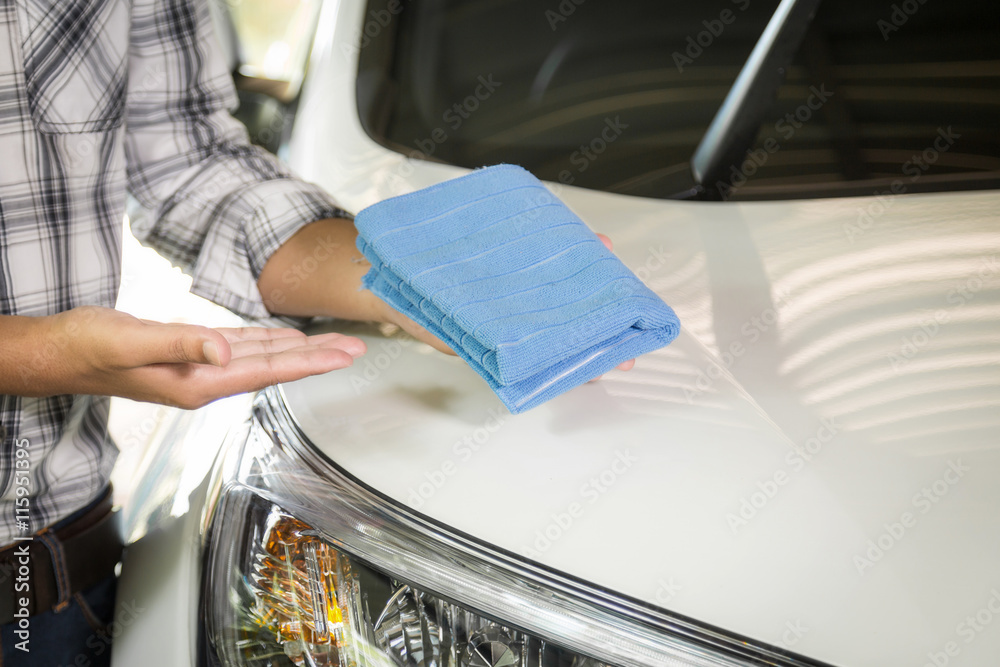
[[123, 0, 347, 325]]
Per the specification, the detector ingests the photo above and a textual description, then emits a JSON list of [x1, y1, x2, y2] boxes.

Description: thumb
[[132, 322, 232, 367]]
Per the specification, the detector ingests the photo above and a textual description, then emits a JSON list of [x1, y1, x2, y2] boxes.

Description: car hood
[[282, 185, 1000, 667]]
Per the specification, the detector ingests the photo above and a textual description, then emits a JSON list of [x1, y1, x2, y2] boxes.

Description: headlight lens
[[208, 492, 612, 667], [200, 388, 814, 667]]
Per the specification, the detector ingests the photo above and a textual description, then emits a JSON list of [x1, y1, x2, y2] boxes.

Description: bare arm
[[256, 217, 455, 354], [0, 307, 364, 409]]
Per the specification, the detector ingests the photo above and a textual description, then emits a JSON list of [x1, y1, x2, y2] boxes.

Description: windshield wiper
[[687, 0, 823, 200]]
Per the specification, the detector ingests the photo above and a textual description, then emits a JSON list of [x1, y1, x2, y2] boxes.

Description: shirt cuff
[[188, 178, 349, 327]]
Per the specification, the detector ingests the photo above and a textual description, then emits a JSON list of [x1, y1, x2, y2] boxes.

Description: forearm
[[257, 217, 386, 322], [0, 313, 86, 397], [258, 218, 455, 354], [0, 315, 48, 396]]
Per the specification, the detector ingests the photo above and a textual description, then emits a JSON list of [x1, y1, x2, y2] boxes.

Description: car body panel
[[281, 1, 1000, 665]]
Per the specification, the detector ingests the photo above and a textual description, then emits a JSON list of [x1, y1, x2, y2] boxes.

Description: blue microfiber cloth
[[354, 164, 680, 413]]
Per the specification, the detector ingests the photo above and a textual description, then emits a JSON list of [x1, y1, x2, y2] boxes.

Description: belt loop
[[36, 530, 72, 612]]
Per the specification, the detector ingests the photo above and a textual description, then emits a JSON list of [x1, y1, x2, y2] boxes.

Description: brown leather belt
[[0, 487, 123, 624]]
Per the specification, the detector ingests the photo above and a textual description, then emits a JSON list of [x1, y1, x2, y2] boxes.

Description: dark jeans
[[0, 573, 117, 666]]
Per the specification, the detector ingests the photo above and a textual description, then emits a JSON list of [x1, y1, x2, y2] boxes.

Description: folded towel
[[354, 164, 680, 413]]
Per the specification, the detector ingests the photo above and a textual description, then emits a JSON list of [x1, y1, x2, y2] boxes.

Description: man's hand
[[257, 218, 635, 375], [0, 307, 365, 409]]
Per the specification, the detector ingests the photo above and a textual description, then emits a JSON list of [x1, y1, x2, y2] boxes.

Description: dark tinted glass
[[356, 0, 1000, 200]]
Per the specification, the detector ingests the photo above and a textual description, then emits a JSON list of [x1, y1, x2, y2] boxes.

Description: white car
[[112, 1, 1000, 666]]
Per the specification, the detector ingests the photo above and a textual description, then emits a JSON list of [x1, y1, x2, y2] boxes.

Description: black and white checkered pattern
[[0, 0, 344, 543]]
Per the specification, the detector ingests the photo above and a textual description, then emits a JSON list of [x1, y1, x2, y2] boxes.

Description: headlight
[[206, 493, 612, 667], [200, 388, 814, 667]]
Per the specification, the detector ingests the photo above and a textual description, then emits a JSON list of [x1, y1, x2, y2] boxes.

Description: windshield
[[356, 0, 1000, 200]]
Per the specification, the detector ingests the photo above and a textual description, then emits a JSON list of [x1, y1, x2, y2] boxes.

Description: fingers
[[128, 324, 356, 370], [216, 326, 308, 343], [129, 321, 232, 368], [381, 307, 457, 356], [299, 332, 366, 358], [588, 358, 636, 383], [401, 320, 456, 355], [207, 345, 358, 396], [228, 332, 366, 359], [131, 343, 358, 409], [617, 359, 635, 372], [596, 233, 613, 251]]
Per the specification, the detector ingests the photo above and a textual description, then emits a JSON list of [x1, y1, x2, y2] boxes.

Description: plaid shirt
[[0, 0, 344, 544]]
